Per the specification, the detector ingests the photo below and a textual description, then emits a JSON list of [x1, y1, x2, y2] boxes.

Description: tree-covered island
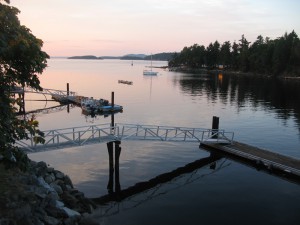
[[68, 55, 103, 59], [168, 31, 300, 77]]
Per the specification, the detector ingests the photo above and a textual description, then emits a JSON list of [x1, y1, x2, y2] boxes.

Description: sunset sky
[[11, 0, 300, 57]]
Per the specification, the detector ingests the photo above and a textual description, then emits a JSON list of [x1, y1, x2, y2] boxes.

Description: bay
[[28, 58, 300, 225]]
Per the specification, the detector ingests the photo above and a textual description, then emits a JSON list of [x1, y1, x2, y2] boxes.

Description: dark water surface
[[29, 59, 300, 225]]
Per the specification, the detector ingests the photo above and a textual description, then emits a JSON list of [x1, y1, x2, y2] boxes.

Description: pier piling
[[67, 83, 69, 97], [212, 116, 219, 139], [107, 141, 122, 194]]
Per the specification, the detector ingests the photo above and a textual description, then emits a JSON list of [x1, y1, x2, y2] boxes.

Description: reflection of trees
[[174, 73, 300, 129]]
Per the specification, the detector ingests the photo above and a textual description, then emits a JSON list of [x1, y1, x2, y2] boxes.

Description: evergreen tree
[[220, 41, 231, 69], [168, 31, 299, 77], [238, 34, 251, 72]]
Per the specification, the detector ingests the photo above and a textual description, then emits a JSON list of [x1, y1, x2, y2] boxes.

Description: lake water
[[28, 58, 300, 225]]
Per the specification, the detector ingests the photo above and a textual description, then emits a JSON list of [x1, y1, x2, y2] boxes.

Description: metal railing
[[23, 86, 77, 97], [15, 123, 234, 152], [12, 86, 77, 97]]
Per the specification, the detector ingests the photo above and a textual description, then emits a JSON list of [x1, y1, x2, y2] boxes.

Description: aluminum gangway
[[16, 123, 234, 152], [12, 86, 76, 97]]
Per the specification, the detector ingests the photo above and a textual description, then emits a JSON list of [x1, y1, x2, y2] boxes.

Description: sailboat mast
[[150, 54, 152, 71]]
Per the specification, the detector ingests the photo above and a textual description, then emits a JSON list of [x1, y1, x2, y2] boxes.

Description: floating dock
[[52, 95, 123, 114], [201, 141, 300, 183]]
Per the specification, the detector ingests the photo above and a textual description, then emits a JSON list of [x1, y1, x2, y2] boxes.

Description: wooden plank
[[200, 141, 300, 181]]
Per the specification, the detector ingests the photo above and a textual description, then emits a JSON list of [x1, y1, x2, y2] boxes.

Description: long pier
[[201, 141, 300, 183]]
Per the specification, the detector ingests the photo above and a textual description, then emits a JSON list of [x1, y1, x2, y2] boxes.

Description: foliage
[[0, 1, 49, 169], [144, 52, 175, 61], [168, 31, 300, 77]]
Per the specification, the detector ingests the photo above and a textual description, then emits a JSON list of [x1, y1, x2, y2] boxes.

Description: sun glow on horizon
[[10, 0, 300, 57]]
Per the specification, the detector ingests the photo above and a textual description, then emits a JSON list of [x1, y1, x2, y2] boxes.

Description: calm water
[[29, 58, 300, 225]]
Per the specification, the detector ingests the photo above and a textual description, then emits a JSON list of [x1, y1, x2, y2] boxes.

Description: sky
[[10, 0, 300, 57]]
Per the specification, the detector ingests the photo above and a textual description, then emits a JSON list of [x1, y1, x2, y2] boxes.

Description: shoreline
[[168, 66, 300, 79]]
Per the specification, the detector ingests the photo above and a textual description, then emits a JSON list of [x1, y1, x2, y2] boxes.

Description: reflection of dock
[[17, 104, 75, 117], [93, 153, 221, 205]]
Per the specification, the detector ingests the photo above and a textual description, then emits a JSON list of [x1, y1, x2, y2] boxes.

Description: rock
[[13, 203, 31, 220], [37, 177, 55, 193], [35, 161, 48, 176], [37, 161, 47, 169], [62, 207, 81, 218], [54, 170, 65, 179], [55, 200, 65, 208], [45, 206, 68, 218], [42, 216, 60, 225], [79, 217, 100, 225], [46, 167, 55, 173], [50, 183, 63, 195], [63, 175, 74, 188], [0, 218, 16, 225], [33, 207, 47, 221], [64, 217, 79, 225], [44, 174, 55, 184], [0, 159, 96, 225]]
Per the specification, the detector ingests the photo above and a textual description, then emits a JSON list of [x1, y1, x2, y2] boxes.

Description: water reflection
[[94, 144, 222, 205], [173, 73, 300, 130], [86, 141, 300, 224]]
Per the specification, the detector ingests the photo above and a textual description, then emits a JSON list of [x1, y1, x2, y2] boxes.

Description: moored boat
[[81, 97, 123, 114]]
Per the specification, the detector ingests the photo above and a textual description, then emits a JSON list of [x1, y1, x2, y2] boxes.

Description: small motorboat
[[81, 97, 123, 114]]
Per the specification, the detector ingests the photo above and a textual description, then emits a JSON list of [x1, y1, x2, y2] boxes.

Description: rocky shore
[[0, 160, 99, 225]]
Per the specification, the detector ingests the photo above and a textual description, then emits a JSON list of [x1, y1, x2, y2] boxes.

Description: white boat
[[81, 97, 123, 114], [143, 70, 158, 76], [143, 54, 158, 76]]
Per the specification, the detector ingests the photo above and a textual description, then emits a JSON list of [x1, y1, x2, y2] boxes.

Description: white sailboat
[[143, 54, 158, 76]]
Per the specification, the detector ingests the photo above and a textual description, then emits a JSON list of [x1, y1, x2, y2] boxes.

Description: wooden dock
[[201, 141, 300, 183], [51, 95, 84, 106]]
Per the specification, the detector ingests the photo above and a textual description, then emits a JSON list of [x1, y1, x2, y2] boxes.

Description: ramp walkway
[[12, 86, 76, 97], [16, 123, 234, 152]]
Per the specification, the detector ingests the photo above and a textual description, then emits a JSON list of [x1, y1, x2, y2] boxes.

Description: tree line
[[168, 31, 300, 77]]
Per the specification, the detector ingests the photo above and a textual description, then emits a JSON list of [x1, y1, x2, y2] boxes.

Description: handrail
[[15, 123, 234, 152], [13, 86, 77, 97]]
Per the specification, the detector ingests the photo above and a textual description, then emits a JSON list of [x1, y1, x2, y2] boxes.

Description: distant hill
[[101, 56, 121, 59], [144, 52, 176, 61], [120, 54, 146, 60], [68, 55, 103, 59], [67, 53, 177, 61]]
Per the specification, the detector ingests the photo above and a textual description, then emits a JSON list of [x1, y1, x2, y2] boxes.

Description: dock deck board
[[201, 141, 300, 180]]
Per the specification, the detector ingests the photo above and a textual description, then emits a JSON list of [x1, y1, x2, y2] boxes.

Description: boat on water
[[118, 80, 133, 85], [143, 54, 158, 76], [81, 97, 123, 114], [143, 70, 158, 76]]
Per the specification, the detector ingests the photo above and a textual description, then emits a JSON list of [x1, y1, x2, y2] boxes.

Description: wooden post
[[111, 91, 115, 128], [115, 141, 121, 192], [107, 141, 114, 194], [212, 116, 219, 139], [67, 83, 69, 97], [111, 91, 114, 109], [66, 83, 70, 113]]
